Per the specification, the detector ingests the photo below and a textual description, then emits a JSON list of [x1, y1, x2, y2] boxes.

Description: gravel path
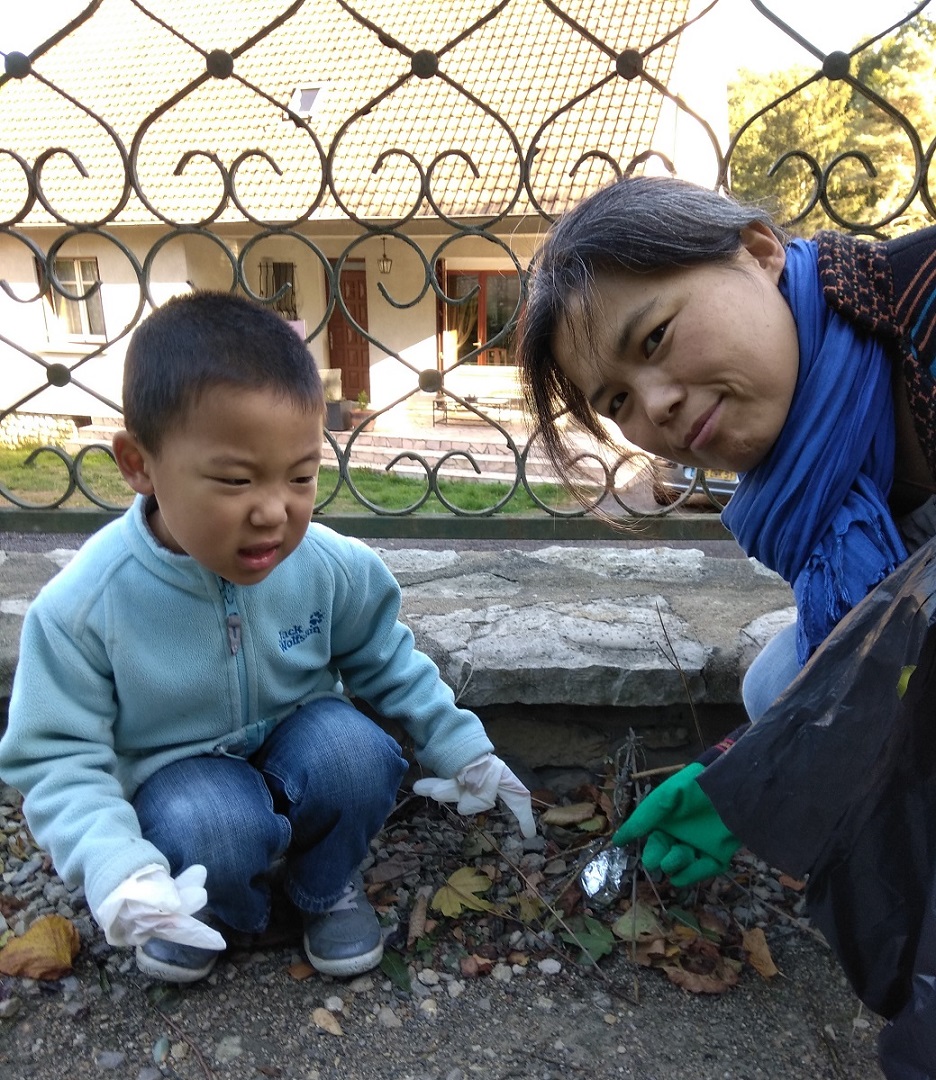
[[0, 771, 885, 1080]]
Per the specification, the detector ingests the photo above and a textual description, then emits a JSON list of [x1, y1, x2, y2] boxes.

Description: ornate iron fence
[[0, 0, 932, 538]]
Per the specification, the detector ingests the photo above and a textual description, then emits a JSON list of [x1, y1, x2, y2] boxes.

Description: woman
[[516, 174, 936, 884]]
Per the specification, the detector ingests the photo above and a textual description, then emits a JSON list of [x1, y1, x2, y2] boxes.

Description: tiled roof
[[0, 0, 690, 226]]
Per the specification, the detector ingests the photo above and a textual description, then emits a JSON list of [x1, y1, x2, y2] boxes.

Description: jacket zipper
[[219, 578, 249, 729]]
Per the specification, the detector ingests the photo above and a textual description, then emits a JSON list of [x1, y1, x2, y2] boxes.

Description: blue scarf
[[721, 238, 906, 665]]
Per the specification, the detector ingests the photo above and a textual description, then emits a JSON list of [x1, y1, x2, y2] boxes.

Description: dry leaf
[[539, 802, 597, 826], [778, 874, 806, 892], [0, 914, 80, 980], [742, 927, 780, 979], [0, 895, 26, 919], [287, 961, 316, 980], [632, 938, 670, 966], [665, 955, 742, 994], [698, 910, 729, 938], [460, 954, 494, 978], [311, 1007, 343, 1036], [365, 855, 419, 884], [407, 893, 428, 949]]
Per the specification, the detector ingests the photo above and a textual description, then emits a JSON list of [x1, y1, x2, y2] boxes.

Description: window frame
[[286, 83, 327, 119], [258, 259, 298, 321], [438, 267, 520, 366], [35, 255, 107, 342]]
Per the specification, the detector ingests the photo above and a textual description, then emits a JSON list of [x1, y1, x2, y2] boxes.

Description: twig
[[150, 1006, 216, 1080], [629, 763, 687, 781], [756, 896, 829, 945], [655, 603, 706, 751], [611, 731, 645, 825]]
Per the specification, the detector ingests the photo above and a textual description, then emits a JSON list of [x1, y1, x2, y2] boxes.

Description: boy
[[0, 292, 534, 984]]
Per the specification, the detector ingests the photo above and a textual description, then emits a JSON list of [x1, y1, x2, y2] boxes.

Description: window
[[287, 84, 326, 118], [259, 260, 298, 320], [439, 269, 520, 365], [36, 257, 106, 339]]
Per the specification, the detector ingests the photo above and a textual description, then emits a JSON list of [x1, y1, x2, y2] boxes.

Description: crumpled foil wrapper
[[579, 845, 636, 908]]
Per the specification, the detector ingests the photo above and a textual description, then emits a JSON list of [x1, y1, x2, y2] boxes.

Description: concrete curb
[[0, 542, 794, 770]]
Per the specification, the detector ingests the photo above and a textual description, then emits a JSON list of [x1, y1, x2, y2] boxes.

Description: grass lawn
[[0, 446, 580, 515]]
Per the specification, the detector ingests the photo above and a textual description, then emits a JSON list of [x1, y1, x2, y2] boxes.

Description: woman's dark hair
[[123, 291, 323, 453], [515, 175, 785, 477]]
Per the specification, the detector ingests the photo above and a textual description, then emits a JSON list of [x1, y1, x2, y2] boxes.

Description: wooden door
[[326, 265, 370, 403]]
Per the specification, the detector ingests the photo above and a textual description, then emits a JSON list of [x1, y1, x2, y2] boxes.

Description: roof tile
[[1, 0, 690, 224]]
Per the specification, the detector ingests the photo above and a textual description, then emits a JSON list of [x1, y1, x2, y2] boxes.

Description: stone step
[[71, 418, 601, 485], [0, 542, 793, 771]]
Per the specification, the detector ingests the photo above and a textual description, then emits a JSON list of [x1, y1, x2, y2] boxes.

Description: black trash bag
[[698, 538, 936, 1080]]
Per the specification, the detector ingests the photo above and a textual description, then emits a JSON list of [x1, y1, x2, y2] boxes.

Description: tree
[[728, 16, 935, 238]]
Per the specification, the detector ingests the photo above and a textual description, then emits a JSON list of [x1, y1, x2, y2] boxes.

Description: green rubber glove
[[612, 762, 740, 887]]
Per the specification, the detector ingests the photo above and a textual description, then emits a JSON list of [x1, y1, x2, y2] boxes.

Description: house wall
[[0, 225, 536, 428]]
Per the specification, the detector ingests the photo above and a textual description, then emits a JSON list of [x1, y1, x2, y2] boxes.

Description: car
[[650, 457, 740, 508]]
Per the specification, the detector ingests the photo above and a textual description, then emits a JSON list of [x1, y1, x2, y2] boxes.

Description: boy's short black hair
[[123, 291, 324, 453]]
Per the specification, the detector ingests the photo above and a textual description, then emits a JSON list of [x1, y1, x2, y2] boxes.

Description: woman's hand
[[613, 763, 740, 886]]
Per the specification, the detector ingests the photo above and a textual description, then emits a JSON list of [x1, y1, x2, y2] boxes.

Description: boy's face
[[117, 385, 323, 585]]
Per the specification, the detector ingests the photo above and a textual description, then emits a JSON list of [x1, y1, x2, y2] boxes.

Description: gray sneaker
[[135, 913, 223, 984], [136, 936, 221, 983], [303, 873, 383, 977]]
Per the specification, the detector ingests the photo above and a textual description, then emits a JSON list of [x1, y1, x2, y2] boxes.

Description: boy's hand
[[413, 753, 536, 837], [612, 762, 740, 887], [93, 864, 226, 950]]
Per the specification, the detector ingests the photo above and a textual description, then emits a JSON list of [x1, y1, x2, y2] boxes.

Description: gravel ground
[[0, 769, 885, 1080], [0, 528, 882, 1077]]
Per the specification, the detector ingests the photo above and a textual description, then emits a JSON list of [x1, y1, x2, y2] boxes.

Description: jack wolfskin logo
[[278, 611, 324, 652]]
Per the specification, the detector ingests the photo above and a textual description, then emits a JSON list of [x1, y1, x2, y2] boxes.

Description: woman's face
[[552, 223, 800, 474]]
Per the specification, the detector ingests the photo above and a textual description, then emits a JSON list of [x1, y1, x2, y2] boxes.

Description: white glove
[[93, 863, 226, 950], [412, 753, 536, 838]]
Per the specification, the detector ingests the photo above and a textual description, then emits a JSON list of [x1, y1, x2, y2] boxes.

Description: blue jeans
[[741, 622, 802, 723], [132, 697, 408, 934]]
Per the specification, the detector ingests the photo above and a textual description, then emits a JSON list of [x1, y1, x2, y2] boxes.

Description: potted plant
[[349, 389, 376, 428], [322, 369, 349, 431]]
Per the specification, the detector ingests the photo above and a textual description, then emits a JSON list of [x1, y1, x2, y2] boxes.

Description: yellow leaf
[[576, 815, 607, 833], [742, 927, 780, 979], [673, 923, 700, 941], [311, 1007, 344, 1036], [0, 914, 80, 980], [516, 893, 546, 923], [430, 867, 494, 917], [540, 802, 597, 826], [611, 900, 665, 943]]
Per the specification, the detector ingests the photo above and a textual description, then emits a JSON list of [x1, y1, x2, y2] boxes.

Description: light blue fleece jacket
[[0, 496, 493, 916]]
